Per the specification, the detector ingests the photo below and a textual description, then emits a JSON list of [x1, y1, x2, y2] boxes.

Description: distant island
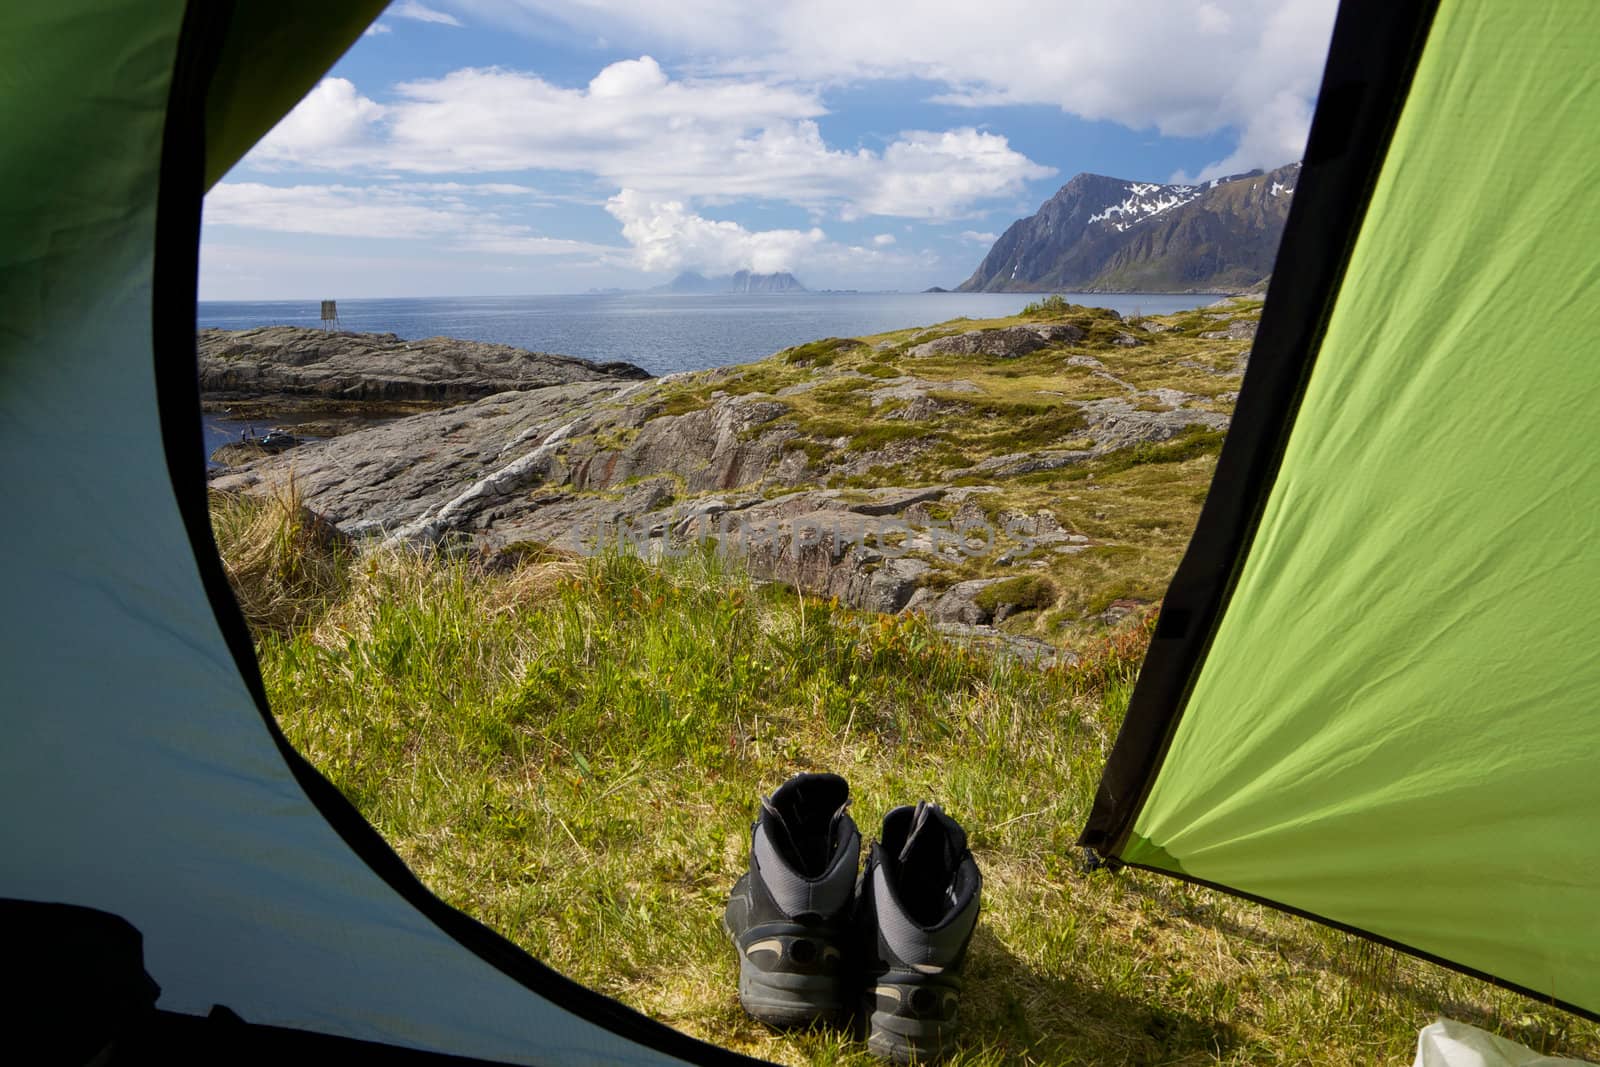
[[956, 162, 1299, 293], [655, 270, 807, 294]]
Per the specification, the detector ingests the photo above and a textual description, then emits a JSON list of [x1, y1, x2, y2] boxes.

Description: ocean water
[[197, 291, 1221, 377]]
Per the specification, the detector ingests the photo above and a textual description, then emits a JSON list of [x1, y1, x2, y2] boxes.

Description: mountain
[[658, 270, 807, 294], [957, 162, 1300, 292]]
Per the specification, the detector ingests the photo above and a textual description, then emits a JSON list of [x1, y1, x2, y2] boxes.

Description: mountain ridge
[[958, 163, 1300, 293]]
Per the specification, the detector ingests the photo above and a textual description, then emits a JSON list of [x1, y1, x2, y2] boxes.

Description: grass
[[209, 481, 351, 632], [217, 489, 1600, 1066]]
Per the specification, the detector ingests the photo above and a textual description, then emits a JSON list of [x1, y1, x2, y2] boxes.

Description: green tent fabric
[[1084, 0, 1600, 1022]]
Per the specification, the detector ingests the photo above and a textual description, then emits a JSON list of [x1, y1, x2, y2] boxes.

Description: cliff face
[[958, 163, 1299, 292]]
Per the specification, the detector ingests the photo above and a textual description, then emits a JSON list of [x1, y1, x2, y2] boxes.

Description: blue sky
[[199, 0, 1338, 300]]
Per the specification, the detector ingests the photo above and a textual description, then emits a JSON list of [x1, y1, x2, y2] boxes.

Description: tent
[[1080, 0, 1600, 1027], [0, 1, 760, 1062], [1, 0, 1594, 1062]]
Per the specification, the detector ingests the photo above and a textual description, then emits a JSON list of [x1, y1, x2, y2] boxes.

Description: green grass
[[219, 490, 1600, 1066], [1061, 429, 1228, 482], [783, 337, 868, 367]]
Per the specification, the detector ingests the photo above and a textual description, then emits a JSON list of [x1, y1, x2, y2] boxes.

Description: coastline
[[206, 297, 1256, 646]]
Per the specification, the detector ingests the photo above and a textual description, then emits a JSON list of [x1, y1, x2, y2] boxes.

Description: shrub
[[781, 336, 862, 366], [1020, 294, 1074, 318]]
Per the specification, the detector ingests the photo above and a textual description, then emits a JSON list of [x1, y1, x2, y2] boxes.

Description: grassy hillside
[[624, 298, 1252, 640], [212, 486, 1600, 1065]]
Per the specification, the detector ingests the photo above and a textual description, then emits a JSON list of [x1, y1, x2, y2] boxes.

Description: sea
[[196, 291, 1221, 378]]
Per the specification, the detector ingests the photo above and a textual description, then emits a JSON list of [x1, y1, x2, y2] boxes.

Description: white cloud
[[246, 62, 1051, 219], [450, 0, 1338, 176], [587, 55, 669, 97], [872, 233, 895, 246], [1173, 2, 1336, 181], [386, 181, 546, 196], [204, 182, 618, 258], [604, 190, 822, 273], [853, 128, 1049, 217], [391, 1, 463, 26], [604, 190, 897, 275], [1174, 89, 1312, 184], [959, 230, 997, 244], [252, 78, 386, 161], [363, 21, 392, 36]]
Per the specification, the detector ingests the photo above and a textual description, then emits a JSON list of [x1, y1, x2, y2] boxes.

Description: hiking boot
[[723, 772, 861, 1027], [857, 802, 982, 1063]]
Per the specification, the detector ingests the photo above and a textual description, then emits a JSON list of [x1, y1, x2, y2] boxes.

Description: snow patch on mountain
[[1088, 182, 1205, 232]]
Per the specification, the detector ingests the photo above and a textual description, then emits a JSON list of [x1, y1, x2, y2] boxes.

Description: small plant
[[782, 336, 862, 366], [1020, 294, 1075, 318], [653, 388, 711, 417], [844, 423, 928, 452]]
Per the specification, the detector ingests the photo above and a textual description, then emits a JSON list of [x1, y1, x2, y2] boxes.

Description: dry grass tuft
[[209, 479, 350, 632]]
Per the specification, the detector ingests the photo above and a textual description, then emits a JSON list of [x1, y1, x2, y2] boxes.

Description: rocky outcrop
[[1199, 319, 1258, 341], [908, 323, 1086, 359], [198, 326, 650, 406], [212, 305, 1250, 638]]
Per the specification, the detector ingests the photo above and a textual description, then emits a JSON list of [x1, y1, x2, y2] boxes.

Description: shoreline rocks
[[199, 326, 650, 408]]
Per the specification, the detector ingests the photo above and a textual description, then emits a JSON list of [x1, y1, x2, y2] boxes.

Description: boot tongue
[[897, 801, 936, 866], [758, 795, 808, 868], [896, 801, 966, 872]]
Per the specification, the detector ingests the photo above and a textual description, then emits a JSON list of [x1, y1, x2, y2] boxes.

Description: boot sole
[[863, 992, 958, 1063], [736, 954, 843, 1028]]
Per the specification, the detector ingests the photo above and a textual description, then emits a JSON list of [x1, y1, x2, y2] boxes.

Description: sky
[[198, 0, 1340, 300]]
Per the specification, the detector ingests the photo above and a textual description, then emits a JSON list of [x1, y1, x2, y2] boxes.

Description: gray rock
[[1199, 320, 1258, 342], [1142, 388, 1196, 410], [199, 326, 649, 406], [908, 324, 1085, 359], [906, 578, 1007, 626], [1078, 398, 1229, 451], [868, 377, 980, 405], [884, 395, 972, 421], [209, 381, 625, 537], [961, 450, 1097, 478], [930, 623, 1074, 667]]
